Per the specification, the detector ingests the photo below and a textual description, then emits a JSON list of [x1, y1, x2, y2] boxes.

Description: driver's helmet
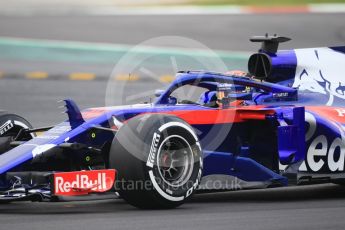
[[225, 70, 252, 78], [217, 84, 246, 97], [199, 91, 217, 106], [216, 84, 232, 106], [216, 84, 249, 108]]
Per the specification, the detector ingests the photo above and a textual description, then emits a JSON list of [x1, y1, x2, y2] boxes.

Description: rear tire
[[0, 113, 33, 154], [109, 114, 202, 209]]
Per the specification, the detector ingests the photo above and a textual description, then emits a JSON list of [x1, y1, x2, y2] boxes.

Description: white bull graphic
[[293, 47, 345, 106]]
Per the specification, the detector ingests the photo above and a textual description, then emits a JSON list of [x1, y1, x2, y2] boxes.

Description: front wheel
[[0, 112, 33, 154], [109, 114, 203, 209]]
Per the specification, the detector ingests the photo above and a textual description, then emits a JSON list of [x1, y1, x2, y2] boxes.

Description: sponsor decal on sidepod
[[301, 112, 345, 172]]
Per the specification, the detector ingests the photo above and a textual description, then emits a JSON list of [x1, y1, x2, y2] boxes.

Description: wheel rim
[[156, 135, 194, 187]]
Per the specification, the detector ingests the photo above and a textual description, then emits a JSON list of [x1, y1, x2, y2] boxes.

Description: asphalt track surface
[[1, 184, 345, 230], [0, 13, 344, 51], [0, 78, 161, 127], [1, 13, 345, 230], [0, 13, 344, 76]]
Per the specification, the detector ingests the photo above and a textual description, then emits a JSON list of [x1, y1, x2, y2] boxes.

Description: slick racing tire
[[109, 114, 203, 209], [0, 112, 33, 154]]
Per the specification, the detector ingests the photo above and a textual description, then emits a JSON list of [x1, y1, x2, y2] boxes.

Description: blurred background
[[0, 0, 344, 126]]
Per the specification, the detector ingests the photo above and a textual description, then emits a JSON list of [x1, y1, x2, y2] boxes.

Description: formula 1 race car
[[1, 35, 345, 209]]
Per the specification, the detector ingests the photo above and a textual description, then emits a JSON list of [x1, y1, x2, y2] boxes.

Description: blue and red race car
[[0, 35, 345, 209]]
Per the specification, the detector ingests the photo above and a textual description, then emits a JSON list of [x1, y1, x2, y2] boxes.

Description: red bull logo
[[53, 169, 116, 196]]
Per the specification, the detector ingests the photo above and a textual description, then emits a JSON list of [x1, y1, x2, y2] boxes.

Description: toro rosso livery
[[0, 35, 345, 209]]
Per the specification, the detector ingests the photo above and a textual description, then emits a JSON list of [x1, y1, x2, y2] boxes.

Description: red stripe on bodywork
[[306, 106, 345, 124], [82, 108, 109, 120], [163, 106, 274, 125]]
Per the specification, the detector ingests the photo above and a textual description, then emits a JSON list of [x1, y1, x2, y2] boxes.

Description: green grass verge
[[187, 0, 345, 6]]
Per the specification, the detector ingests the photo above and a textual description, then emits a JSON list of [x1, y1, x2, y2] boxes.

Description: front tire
[[0, 112, 33, 154], [109, 114, 202, 209]]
